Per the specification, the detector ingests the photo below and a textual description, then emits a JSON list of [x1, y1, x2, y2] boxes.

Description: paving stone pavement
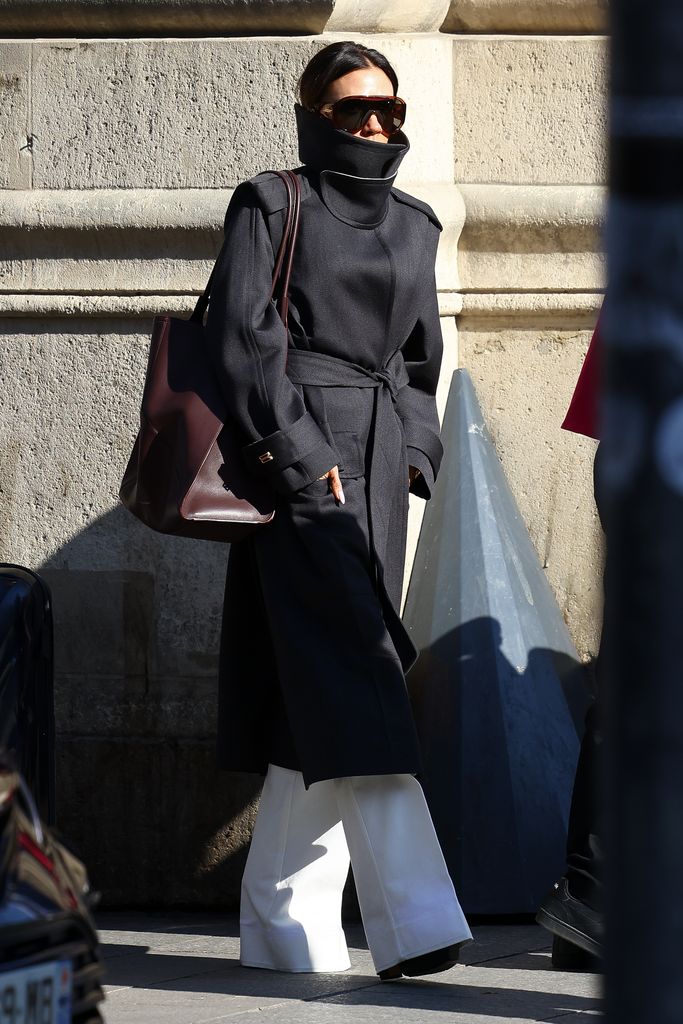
[[96, 912, 602, 1024]]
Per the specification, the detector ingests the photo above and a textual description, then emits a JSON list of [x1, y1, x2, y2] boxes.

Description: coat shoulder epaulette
[[390, 188, 442, 231], [245, 170, 312, 214]]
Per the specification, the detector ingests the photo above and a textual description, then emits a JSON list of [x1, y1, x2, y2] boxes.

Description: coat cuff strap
[[403, 420, 443, 492], [242, 412, 337, 495]]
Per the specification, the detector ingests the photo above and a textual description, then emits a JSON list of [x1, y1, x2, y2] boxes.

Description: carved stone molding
[[458, 183, 606, 294], [442, 0, 608, 34], [327, 0, 450, 32], [0, 183, 464, 307], [1, 0, 453, 36], [0, 184, 605, 320], [0, 0, 333, 36]]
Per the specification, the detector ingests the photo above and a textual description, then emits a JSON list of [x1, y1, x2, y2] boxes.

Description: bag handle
[[190, 169, 301, 329]]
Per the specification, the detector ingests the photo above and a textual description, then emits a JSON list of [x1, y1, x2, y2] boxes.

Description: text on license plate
[[0, 959, 71, 1024]]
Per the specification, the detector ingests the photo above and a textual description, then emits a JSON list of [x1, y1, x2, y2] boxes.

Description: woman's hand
[[319, 466, 345, 504]]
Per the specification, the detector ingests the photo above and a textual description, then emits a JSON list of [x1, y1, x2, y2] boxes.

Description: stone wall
[[0, 1, 606, 906]]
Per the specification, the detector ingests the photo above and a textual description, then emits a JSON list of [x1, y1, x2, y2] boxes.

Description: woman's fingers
[[329, 466, 345, 504], [316, 466, 345, 504], [327, 466, 345, 504]]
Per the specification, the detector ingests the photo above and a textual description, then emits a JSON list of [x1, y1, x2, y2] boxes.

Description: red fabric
[[562, 320, 601, 440]]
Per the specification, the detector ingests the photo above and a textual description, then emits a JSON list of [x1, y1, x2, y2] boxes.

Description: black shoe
[[551, 935, 602, 972], [536, 877, 603, 960], [378, 942, 465, 981]]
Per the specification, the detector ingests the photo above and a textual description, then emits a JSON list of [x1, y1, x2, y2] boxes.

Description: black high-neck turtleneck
[[295, 103, 410, 228]]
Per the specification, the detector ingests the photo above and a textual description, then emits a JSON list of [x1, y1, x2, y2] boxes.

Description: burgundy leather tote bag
[[119, 170, 301, 542]]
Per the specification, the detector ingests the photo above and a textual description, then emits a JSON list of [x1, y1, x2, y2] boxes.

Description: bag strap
[[190, 169, 301, 329], [272, 170, 301, 329]]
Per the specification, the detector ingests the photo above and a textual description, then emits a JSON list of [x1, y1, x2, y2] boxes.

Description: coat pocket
[[333, 431, 364, 479], [296, 476, 330, 497]]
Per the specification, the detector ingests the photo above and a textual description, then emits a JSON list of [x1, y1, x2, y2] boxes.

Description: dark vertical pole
[[605, 3, 683, 1022]]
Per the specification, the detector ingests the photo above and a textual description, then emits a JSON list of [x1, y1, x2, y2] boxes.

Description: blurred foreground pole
[[605, 2, 683, 1021]]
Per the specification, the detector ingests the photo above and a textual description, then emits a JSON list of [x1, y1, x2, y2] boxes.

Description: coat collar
[[295, 104, 409, 228]]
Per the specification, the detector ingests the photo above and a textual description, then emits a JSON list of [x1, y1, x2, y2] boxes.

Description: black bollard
[[403, 369, 591, 913], [604, 3, 683, 1020]]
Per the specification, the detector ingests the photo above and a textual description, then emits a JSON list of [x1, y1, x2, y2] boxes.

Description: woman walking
[[206, 40, 472, 979]]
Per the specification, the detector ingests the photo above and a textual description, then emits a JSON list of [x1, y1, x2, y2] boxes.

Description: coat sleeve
[[205, 181, 338, 494], [396, 223, 444, 500]]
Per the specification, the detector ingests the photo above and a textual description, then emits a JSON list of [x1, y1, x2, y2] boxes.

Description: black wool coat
[[206, 106, 444, 786]]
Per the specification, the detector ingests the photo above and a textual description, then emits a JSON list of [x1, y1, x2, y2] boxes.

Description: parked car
[[0, 756, 105, 1023], [0, 564, 56, 824]]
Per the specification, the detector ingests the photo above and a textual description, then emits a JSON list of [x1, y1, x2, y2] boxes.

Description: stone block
[[0, 43, 31, 189], [0, 0, 333, 36], [29, 36, 455, 190], [458, 324, 604, 660], [0, 319, 150, 566], [41, 567, 223, 739], [31, 39, 316, 189], [56, 737, 261, 907], [46, 570, 155, 679], [0, 319, 229, 733], [443, 0, 608, 32], [452, 37, 608, 185]]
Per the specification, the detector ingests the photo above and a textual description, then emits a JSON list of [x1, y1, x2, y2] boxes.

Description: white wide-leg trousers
[[240, 765, 472, 974]]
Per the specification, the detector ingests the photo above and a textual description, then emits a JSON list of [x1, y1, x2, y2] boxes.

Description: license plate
[[0, 959, 71, 1024]]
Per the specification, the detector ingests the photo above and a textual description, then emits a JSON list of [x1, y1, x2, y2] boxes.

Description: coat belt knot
[[369, 366, 402, 402]]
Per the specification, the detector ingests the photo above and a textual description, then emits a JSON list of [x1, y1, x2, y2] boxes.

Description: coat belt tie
[[285, 346, 413, 667], [285, 347, 409, 399]]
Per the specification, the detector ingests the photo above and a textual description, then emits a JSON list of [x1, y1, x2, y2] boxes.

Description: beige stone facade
[[0, 1, 606, 905]]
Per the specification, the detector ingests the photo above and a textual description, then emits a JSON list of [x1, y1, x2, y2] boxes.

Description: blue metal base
[[404, 369, 592, 914]]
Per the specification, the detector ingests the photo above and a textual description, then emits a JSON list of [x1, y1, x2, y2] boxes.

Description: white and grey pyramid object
[[404, 369, 592, 914]]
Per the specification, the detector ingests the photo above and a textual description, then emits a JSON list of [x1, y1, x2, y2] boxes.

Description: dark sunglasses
[[317, 95, 407, 137]]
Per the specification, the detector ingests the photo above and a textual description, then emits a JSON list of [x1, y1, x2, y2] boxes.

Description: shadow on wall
[[36, 504, 263, 909], [410, 615, 591, 915], [30, 507, 589, 915]]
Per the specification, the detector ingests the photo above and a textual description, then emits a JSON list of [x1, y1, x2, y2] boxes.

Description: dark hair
[[298, 41, 399, 110]]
